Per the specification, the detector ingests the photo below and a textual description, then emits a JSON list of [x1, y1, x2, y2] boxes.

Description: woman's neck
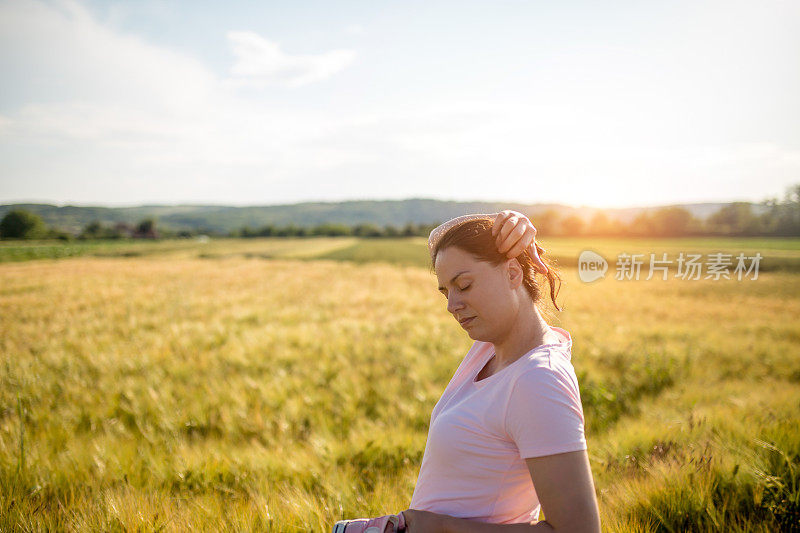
[[492, 304, 555, 368]]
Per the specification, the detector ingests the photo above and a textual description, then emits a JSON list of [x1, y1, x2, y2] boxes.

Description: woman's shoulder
[[508, 344, 581, 398]]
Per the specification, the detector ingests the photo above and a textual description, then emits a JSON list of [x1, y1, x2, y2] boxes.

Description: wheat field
[[1, 238, 799, 531]]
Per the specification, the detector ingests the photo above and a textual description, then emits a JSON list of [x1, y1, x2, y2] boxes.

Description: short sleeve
[[504, 366, 587, 459]]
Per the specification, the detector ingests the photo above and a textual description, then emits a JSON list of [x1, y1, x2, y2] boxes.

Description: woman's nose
[[447, 293, 464, 314]]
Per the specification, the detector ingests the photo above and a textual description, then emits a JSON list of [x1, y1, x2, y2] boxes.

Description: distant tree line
[[0, 211, 164, 240], [575, 183, 799, 237], [533, 200, 798, 238], [232, 222, 441, 238], [2, 183, 799, 240], [78, 218, 160, 239], [230, 184, 800, 239], [0, 209, 53, 239]]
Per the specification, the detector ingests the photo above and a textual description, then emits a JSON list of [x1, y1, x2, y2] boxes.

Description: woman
[[335, 211, 600, 533]]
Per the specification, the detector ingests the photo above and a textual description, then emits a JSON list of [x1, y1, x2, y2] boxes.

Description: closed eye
[[438, 281, 472, 298]]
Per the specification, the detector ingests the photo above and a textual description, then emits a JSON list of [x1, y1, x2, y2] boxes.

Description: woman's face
[[434, 245, 520, 342]]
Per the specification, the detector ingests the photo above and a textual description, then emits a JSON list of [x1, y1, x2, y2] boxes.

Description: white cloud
[[0, 114, 11, 134], [345, 24, 364, 35], [225, 31, 356, 88], [0, 2, 355, 165], [0, 0, 215, 115]]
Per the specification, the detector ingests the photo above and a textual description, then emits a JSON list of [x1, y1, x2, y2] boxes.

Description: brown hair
[[430, 216, 563, 311]]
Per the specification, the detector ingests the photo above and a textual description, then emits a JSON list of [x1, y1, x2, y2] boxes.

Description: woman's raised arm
[[492, 210, 548, 275]]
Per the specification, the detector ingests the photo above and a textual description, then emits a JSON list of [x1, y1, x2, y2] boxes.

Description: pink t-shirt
[[409, 326, 587, 524]]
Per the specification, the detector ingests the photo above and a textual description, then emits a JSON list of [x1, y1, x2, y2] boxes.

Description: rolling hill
[[0, 198, 768, 235]]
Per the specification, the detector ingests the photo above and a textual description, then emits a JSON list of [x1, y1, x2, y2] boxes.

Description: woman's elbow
[[541, 504, 600, 533]]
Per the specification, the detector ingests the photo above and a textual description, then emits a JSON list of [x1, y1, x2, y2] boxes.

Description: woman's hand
[[400, 508, 448, 532], [492, 210, 548, 275]]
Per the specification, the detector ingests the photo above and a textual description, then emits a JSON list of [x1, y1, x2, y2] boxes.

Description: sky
[[0, 0, 798, 208]]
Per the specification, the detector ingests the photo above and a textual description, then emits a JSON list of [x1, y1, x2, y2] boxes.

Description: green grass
[[0, 239, 201, 262], [3, 235, 799, 272], [313, 238, 430, 267], [540, 237, 800, 272]]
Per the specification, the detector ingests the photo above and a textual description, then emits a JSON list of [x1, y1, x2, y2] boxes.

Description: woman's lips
[[459, 317, 476, 327]]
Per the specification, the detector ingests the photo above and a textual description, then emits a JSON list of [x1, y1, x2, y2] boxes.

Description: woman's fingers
[[493, 210, 549, 274], [491, 210, 514, 237], [494, 212, 523, 247], [496, 220, 526, 254], [503, 225, 535, 258], [494, 210, 531, 254]]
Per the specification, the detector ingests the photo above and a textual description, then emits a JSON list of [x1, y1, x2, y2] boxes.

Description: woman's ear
[[506, 258, 524, 290]]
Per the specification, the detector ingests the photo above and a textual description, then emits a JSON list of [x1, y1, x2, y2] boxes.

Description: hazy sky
[[1, 0, 798, 208]]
